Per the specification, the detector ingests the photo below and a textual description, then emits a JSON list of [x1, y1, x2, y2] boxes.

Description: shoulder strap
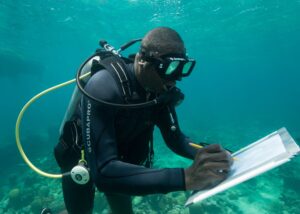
[[91, 52, 133, 103]]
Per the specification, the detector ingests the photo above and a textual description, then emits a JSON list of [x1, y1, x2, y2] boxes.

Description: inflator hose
[[15, 72, 91, 179], [15, 38, 157, 179]]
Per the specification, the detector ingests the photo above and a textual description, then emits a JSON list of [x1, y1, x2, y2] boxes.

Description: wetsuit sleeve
[[156, 105, 197, 160], [81, 70, 186, 195]]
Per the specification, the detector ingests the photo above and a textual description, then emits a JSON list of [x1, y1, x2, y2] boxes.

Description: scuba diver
[[54, 27, 233, 214]]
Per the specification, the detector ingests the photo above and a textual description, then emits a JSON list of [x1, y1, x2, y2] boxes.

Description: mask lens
[[165, 61, 180, 75], [182, 62, 193, 75]]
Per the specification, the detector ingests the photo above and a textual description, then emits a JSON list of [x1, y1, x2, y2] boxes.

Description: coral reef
[[1, 129, 299, 213]]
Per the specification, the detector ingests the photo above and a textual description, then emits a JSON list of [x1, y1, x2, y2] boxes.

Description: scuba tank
[[59, 55, 99, 135]]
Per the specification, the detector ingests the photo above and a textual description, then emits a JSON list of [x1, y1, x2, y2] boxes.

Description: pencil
[[189, 143, 237, 160], [189, 142, 204, 149]]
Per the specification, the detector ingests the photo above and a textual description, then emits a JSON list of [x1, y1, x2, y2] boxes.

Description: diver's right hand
[[184, 144, 233, 191]]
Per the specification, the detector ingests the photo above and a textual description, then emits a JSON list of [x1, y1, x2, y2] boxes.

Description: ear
[[135, 52, 145, 65], [138, 60, 146, 66]]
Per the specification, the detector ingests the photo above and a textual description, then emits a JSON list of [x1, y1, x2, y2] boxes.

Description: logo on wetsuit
[[85, 100, 92, 153]]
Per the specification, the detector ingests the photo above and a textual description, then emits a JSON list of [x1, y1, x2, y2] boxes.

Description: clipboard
[[185, 127, 300, 207]]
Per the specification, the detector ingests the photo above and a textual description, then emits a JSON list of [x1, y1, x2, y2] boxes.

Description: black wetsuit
[[55, 63, 197, 214]]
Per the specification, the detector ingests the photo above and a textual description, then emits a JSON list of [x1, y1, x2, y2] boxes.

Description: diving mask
[[140, 52, 196, 81]]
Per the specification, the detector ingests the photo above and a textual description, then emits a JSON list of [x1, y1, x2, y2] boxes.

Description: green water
[[0, 0, 299, 213]]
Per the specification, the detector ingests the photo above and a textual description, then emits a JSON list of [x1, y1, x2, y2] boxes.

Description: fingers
[[203, 144, 222, 153], [200, 169, 229, 190], [202, 151, 232, 163], [204, 161, 231, 172], [205, 163, 231, 186], [194, 144, 222, 160], [195, 145, 233, 164]]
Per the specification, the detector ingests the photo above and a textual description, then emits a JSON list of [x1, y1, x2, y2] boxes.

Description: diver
[[54, 27, 233, 214]]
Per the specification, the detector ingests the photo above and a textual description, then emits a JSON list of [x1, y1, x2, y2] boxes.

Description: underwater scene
[[0, 0, 300, 213]]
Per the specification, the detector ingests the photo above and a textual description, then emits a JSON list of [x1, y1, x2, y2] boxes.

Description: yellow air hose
[[15, 72, 91, 179]]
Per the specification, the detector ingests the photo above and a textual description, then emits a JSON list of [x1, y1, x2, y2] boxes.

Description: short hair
[[140, 27, 185, 57]]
